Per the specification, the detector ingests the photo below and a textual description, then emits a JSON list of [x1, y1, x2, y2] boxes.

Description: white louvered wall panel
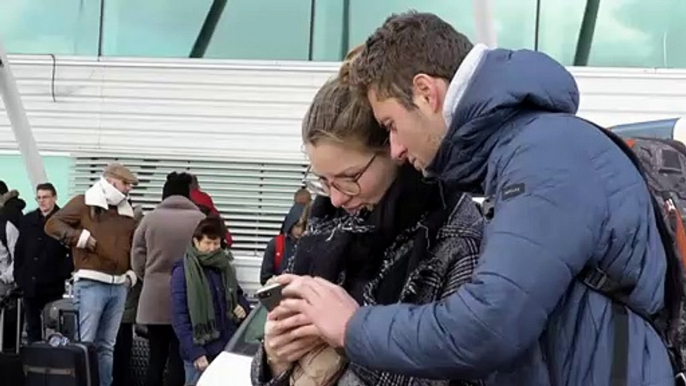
[[2, 56, 686, 158]]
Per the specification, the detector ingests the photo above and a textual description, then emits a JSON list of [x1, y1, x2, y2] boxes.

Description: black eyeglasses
[[303, 154, 377, 197]]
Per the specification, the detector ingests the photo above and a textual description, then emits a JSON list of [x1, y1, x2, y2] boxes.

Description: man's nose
[[389, 132, 408, 162], [328, 187, 351, 208]]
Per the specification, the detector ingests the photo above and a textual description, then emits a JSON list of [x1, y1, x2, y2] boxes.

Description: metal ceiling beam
[[0, 39, 47, 187], [190, 0, 228, 58], [574, 0, 601, 66], [473, 0, 498, 47]]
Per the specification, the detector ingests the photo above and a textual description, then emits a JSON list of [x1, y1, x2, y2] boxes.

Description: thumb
[[264, 320, 276, 335], [273, 273, 301, 285]]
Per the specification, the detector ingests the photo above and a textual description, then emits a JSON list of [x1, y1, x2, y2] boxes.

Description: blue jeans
[[184, 360, 202, 385], [73, 279, 127, 386]]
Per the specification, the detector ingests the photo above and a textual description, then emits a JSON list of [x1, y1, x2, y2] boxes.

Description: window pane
[[311, 0, 537, 62], [101, 0, 205, 57], [101, 0, 312, 59], [205, 0, 312, 60], [0, 0, 99, 55], [539, 0, 686, 68]]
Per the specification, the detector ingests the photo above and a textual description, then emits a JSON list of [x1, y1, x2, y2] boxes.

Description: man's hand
[[273, 274, 359, 349], [233, 305, 247, 319], [124, 276, 133, 289], [194, 355, 210, 372], [86, 236, 97, 251]]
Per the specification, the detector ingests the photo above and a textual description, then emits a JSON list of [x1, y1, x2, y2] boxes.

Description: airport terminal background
[[2, 0, 686, 294]]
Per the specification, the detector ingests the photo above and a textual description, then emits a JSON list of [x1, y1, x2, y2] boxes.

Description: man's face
[[367, 77, 449, 173], [36, 189, 56, 214], [108, 177, 133, 195]]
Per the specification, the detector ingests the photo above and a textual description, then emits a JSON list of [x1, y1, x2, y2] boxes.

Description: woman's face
[[305, 141, 398, 214], [194, 236, 221, 253]]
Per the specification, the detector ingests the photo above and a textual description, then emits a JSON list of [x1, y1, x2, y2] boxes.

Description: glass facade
[[0, 154, 73, 211], [1, 0, 685, 68]]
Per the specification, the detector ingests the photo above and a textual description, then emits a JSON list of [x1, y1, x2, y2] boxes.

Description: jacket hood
[[281, 203, 307, 234], [0, 190, 25, 208], [0, 190, 26, 226], [157, 195, 199, 211], [427, 47, 580, 188]]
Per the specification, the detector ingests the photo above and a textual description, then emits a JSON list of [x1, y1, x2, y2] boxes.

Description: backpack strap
[[274, 234, 286, 271]]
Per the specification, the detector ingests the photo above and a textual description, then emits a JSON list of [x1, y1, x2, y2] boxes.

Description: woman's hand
[[194, 355, 210, 372], [263, 310, 322, 376], [233, 305, 247, 319]]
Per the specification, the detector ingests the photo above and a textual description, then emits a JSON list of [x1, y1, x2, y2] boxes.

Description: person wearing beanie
[[131, 171, 205, 386], [45, 163, 139, 386]]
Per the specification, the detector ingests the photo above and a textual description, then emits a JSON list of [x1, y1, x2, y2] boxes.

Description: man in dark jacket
[[274, 12, 674, 386], [14, 183, 72, 343], [259, 203, 307, 285]]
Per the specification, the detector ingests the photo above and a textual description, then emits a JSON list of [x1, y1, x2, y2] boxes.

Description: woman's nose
[[329, 187, 351, 208]]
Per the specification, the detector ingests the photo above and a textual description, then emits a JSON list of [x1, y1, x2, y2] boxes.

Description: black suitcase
[[22, 341, 99, 386], [0, 291, 24, 386], [22, 305, 100, 386]]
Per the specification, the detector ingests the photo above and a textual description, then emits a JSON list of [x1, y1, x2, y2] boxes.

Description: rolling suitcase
[[0, 291, 24, 386], [22, 306, 100, 386]]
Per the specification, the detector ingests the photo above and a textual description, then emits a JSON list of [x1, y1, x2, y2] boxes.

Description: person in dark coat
[[131, 172, 205, 386], [13, 183, 72, 343], [259, 203, 307, 285], [170, 218, 250, 385]]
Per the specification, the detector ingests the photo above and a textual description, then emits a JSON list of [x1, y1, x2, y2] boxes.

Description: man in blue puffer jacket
[[273, 11, 676, 386]]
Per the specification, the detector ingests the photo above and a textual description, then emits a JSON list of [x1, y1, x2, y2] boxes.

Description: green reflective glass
[[1, 0, 686, 68], [101, 0, 311, 59], [539, 0, 686, 68], [0, 0, 99, 55]]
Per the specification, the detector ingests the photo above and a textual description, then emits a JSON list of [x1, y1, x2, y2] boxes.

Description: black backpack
[[581, 124, 686, 385]]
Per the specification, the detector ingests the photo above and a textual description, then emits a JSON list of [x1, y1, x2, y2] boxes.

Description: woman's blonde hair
[[302, 45, 388, 153]]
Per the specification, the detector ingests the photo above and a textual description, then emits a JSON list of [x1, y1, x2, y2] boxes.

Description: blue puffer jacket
[[343, 48, 674, 385], [170, 259, 251, 362]]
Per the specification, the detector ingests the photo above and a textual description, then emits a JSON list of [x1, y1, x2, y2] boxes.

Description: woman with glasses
[[251, 59, 483, 386]]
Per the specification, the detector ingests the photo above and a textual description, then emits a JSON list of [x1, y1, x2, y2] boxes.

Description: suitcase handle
[[58, 308, 81, 342], [0, 297, 22, 354]]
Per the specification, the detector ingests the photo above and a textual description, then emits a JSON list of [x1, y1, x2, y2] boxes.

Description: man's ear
[[412, 74, 443, 112]]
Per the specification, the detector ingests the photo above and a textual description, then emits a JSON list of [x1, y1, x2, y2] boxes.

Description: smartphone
[[255, 282, 285, 311]]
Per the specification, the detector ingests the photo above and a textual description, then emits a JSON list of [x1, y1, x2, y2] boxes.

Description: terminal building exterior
[[1, 0, 686, 293]]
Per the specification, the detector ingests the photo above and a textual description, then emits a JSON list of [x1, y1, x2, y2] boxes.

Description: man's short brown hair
[[349, 11, 474, 108]]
